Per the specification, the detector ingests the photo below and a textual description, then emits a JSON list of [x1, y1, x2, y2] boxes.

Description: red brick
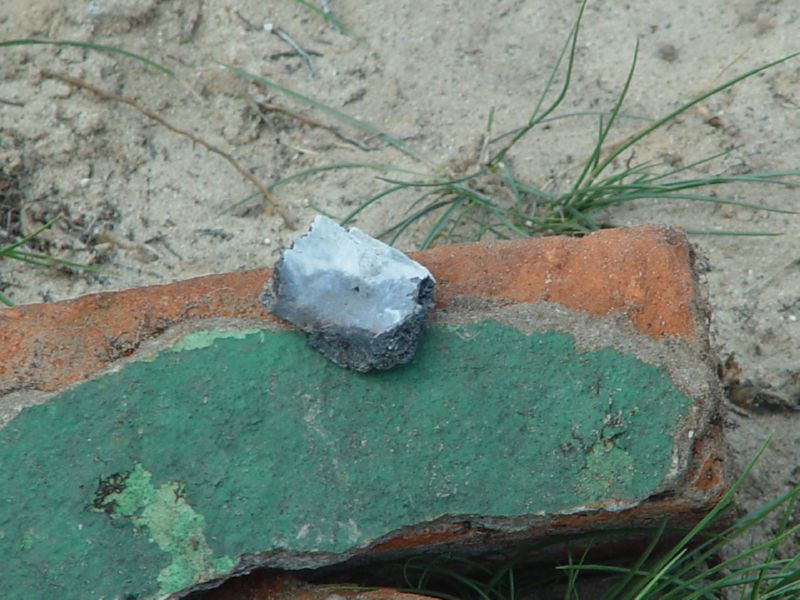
[[0, 225, 701, 394]]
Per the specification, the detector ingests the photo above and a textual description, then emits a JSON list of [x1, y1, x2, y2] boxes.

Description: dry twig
[[250, 96, 374, 151], [41, 69, 293, 227], [234, 10, 315, 79]]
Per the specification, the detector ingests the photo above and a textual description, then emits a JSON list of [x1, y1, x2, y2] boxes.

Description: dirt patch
[[1, 0, 799, 568]]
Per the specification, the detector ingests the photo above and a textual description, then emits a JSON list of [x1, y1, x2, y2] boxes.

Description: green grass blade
[[289, 0, 358, 38], [616, 192, 797, 214], [514, 181, 557, 201], [402, 190, 446, 217], [652, 466, 800, 599], [498, 165, 523, 210], [488, 110, 654, 146], [645, 148, 737, 182], [2, 216, 101, 272], [0, 39, 176, 78], [661, 521, 800, 599], [402, 556, 498, 600], [340, 184, 409, 225], [527, 0, 586, 126], [2, 250, 64, 268], [762, 568, 800, 598], [633, 548, 688, 600], [450, 184, 530, 236], [376, 169, 485, 188], [421, 196, 466, 249], [590, 50, 800, 179], [5, 248, 101, 272], [443, 199, 478, 240], [488, 0, 586, 166], [306, 201, 342, 220], [2, 215, 66, 253], [219, 191, 261, 215], [635, 173, 800, 191], [218, 63, 432, 165], [604, 519, 669, 599], [565, 186, 799, 216], [623, 438, 770, 598], [564, 544, 593, 600], [559, 563, 649, 578], [572, 40, 640, 191], [562, 205, 598, 231], [220, 162, 430, 214], [385, 199, 455, 245], [272, 163, 428, 190]]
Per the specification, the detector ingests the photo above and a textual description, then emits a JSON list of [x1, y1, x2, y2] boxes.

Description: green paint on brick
[[578, 441, 636, 500], [0, 321, 691, 597], [168, 328, 265, 353], [100, 463, 235, 594]]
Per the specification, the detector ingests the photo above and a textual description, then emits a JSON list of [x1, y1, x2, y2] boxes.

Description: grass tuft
[[2, 1, 798, 299], [222, 0, 799, 247], [388, 438, 800, 600], [0, 39, 177, 78], [0, 216, 100, 307]]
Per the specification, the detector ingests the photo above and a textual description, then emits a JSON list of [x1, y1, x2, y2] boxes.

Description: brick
[[201, 572, 432, 600], [0, 226, 725, 599]]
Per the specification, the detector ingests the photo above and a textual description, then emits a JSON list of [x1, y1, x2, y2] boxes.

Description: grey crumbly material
[[259, 216, 436, 372], [261, 275, 434, 372]]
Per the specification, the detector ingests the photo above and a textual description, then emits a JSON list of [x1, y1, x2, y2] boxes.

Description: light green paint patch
[[20, 528, 39, 551], [102, 463, 235, 596], [578, 440, 636, 500], [169, 328, 264, 352], [0, 320, 693, 598]]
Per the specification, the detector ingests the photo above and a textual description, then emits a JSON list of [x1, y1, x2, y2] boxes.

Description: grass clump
[[224, 0, 799, 247], [4, 1, 798, 253], [0, 216, 97, 306], [383, 440, 800, 600], [2, 2, 798, 296]]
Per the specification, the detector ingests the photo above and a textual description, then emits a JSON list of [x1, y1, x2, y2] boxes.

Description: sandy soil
[[2, 0, 799, 571]]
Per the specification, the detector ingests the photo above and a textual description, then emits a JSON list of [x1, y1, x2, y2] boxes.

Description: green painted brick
[[0, 320, 692, 598]]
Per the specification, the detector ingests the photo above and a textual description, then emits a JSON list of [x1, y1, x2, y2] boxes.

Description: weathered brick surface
[[0, 225, 701, 395], [0, 226, 725, 599], [420, 225, 700, 341]]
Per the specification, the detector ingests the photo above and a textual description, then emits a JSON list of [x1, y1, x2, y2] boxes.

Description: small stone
[[657, 43, 680, 63], [260, 216, 435, 372]]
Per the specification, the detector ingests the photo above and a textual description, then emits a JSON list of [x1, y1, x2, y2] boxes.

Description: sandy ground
[[2, 0, 799, 575]]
